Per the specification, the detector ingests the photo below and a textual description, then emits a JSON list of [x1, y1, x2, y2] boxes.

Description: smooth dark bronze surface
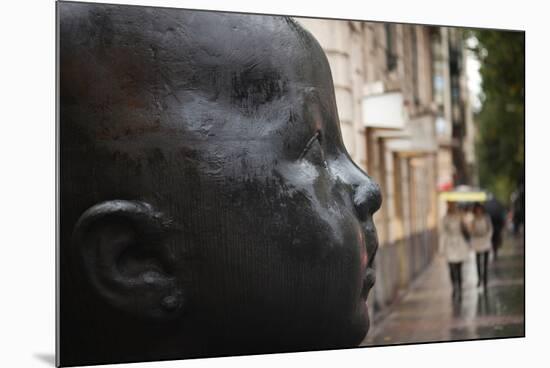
[[59, 2, 381, 366]]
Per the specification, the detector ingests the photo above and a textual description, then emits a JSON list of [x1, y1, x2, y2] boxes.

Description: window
[[411, 27, 420, 105], [385, 24, 398, 71]]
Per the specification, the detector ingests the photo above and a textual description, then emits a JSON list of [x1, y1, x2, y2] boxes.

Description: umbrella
[[440, 191, 487, 202]]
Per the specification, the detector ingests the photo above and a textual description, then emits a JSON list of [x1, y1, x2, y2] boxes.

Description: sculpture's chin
[[357, 300, 370, 344], [340, 299, 370, 347]]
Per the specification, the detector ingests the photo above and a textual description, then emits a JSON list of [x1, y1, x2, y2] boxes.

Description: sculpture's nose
[[353, 176, 382, 222], [332, 156, 382, 221], [341, 160, 381, 269]]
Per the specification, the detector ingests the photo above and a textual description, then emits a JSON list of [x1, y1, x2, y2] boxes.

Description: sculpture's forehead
[[168, 12, 325, 89], [60, 3, 337, 153], [60, 4, 329, 89], [180, 12, 318, 72]]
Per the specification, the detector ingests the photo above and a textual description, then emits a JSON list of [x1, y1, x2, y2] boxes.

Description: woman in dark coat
[[484, 197, 505, 260]]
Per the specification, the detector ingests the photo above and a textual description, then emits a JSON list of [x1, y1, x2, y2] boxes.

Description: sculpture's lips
[[361, 267, 376, 299], [360, 224, 378, 300]]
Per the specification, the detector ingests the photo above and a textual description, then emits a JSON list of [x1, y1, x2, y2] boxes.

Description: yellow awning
[[440, 191, 488, 202]]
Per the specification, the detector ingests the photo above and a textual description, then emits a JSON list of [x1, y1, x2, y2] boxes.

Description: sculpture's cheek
[[182, 170, 368, 315]]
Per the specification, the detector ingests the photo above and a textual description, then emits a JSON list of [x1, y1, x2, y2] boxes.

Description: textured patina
[[59, 2, 381, 366]]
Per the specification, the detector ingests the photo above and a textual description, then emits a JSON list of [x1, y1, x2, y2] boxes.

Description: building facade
[[297, 18, 474, 321]]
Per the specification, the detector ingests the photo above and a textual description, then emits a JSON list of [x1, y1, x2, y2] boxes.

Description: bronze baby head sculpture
[[59, 2, 381, 366]]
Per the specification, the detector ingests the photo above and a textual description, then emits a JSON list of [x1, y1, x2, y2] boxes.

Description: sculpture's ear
[[72, 200, 184, 319]]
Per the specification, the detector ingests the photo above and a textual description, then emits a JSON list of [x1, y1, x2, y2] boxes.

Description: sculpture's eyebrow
[[231, 67, 288, 103], [302, 86, 333, 124], [298, 130, 321, 160]]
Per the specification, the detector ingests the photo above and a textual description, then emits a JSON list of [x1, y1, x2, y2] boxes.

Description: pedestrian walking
[[511, 183, 525, 237], [485, 196, 505, 260], [441, 201, 470, 299], [468, 203, 493, 289]]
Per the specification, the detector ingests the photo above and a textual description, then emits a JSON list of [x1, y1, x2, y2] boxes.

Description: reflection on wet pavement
[[362, 235, 524, 346]]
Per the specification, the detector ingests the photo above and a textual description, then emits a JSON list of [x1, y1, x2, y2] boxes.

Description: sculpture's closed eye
[[299, 131, 327, 169]]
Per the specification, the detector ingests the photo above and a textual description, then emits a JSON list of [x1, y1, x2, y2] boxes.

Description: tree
[[469, 30, 524, 204]]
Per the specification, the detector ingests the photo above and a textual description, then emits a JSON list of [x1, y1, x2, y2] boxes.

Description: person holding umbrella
[[469, 202, 493, 289], [441, 201, 471, 299]]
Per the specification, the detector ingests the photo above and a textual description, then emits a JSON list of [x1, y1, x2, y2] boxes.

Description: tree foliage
[[469, 30, 524, 204]]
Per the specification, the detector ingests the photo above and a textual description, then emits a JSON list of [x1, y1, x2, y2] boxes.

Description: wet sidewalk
[[361, 234, 524, 346]]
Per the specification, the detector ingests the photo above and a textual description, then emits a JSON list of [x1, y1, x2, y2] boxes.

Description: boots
[[449, 262, 462, 300], [476, 252, 489, 290]]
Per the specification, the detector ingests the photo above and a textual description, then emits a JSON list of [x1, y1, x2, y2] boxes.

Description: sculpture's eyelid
[[298, 131, 321, 160]]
